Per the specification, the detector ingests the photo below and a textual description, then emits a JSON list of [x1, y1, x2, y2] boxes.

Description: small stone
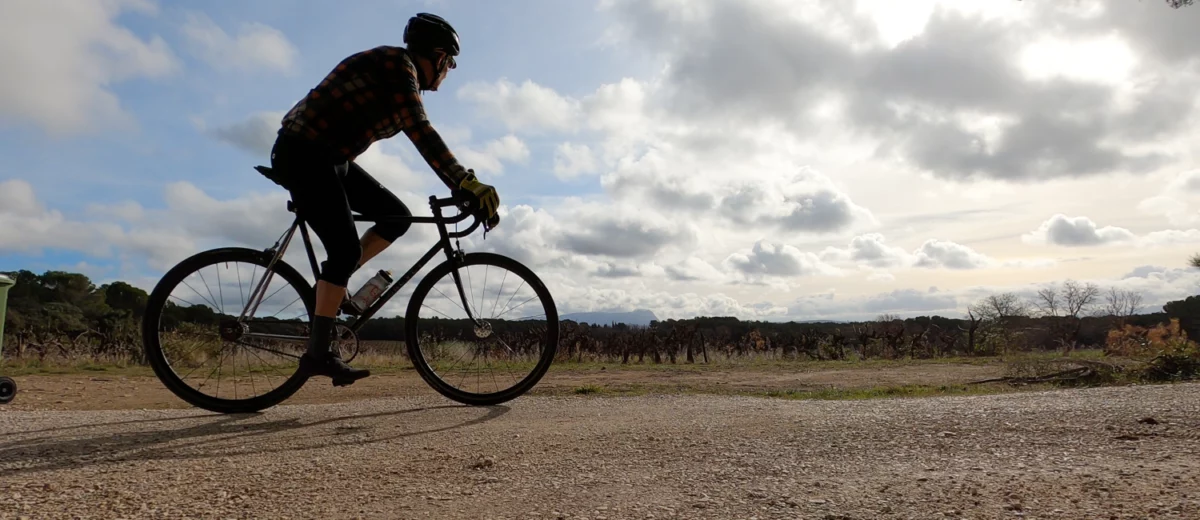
[[809, 499, 826, 505]]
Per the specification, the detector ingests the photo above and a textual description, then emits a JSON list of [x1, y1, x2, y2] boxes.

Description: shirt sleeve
[[378, 47, 470, 189]]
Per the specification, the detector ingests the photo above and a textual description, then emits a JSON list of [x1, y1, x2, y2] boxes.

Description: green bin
[[0, 274, 12, 353], [0, 273, 16, 403]]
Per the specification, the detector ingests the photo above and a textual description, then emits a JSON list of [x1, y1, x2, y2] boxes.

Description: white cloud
[[1017, 34, 1138, 86], [596, 0, 1198, 183], [0, 179, 42, 217], [819, 233, 911, 268], [1141, 229, 1200, 247], [554, 203, 698, 260], [0, 179, 193, 266], [663, 257, 727, 282], [819, 233, 999, 271], [485, 135, 531, 163], [456, 134, 530, 176], [912, 239, 993, 270], [456, 78, 581, 132], [1138, 169, 1200, 227], [603, 160, 878, 235], [180, 12, 297, 73], [85, 200, 144, 223], [209, 111, 284, 156], [0, 0, 179, 135], [553, 142, 598, 180], [723, 240, 842, 281], [1023, 213, 1200, 249], [1168, 169, 1200, 193], [1023, 214, 1139, 246], [546, 283, 791, 321]]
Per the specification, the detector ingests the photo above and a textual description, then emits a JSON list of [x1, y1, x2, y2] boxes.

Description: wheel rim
[[151, 257, 312, 406], [411, 259, 555, 399]]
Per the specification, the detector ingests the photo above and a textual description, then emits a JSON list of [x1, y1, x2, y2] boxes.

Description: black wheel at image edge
[[0, 377, 15, 404]]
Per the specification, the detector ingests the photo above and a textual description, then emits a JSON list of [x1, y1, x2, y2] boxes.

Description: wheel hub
[[219, 320, 247, 341], [473, 320, 493, 339]]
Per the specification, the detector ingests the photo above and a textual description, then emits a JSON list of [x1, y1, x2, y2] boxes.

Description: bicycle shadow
[[0, 402, 509, 477], [4, 413, 225, 438]]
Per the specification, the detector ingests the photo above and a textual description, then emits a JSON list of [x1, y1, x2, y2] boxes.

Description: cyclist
[[268, 13, 500, 386]]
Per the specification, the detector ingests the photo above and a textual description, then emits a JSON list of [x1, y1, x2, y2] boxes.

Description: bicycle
[[140, 164, 559, 414]]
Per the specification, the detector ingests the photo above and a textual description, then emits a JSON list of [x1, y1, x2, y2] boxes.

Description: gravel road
[[1, 383, 1197, 519]]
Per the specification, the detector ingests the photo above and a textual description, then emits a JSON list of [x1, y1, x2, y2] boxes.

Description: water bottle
[[348, 269, 393, 313]]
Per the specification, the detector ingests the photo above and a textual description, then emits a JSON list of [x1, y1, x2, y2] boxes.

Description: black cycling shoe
[[299, 351, 370, 387]]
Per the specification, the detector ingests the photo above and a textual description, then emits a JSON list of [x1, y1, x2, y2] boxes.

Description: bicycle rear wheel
[[405, 252, 558, 406], [142, 247, 314, 413]]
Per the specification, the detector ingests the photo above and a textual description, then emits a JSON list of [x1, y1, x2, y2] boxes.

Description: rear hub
[[219, 320, 247, 342]]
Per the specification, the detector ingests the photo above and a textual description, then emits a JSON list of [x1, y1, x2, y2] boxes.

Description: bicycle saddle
[[254, 165, 292, 189]]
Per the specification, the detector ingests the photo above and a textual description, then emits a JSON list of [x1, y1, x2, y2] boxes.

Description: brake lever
[[451, 189, 498, 236], [483, 214, 500, 236]]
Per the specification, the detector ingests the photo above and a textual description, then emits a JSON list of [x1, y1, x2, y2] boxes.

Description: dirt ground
[[0, 361, 1005, 411], [0, 381, 1196, 519]]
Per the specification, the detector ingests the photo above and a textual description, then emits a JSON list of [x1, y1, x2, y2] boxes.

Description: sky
[[2, 0, 1200, 322]]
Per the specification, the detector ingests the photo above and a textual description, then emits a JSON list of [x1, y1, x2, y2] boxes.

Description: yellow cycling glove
[[457, 169, 500, 226]]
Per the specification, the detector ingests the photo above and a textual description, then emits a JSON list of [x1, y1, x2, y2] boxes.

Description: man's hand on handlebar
[[456, 169, 501, 231]]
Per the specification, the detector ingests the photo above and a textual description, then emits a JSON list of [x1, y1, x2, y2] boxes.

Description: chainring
[[332, 324, 361, 363]]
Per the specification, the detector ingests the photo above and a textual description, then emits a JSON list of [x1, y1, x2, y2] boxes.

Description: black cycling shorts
[[269, 132, 412, 287]]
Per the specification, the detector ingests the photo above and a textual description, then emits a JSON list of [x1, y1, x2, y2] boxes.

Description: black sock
[[307, 315, 335, 356]]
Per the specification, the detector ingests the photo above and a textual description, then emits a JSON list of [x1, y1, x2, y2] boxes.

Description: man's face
[[425, 51, 455, 91]]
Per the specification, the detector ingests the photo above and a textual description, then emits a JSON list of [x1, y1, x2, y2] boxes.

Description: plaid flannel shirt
[[279, 45, 468, 188]]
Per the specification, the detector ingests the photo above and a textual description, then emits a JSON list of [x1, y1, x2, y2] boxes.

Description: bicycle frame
[[238, 194, 487, 341]]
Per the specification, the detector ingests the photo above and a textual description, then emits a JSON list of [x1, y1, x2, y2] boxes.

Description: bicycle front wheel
[[142, 247, 315, 413], [405, 252, 558, 406]]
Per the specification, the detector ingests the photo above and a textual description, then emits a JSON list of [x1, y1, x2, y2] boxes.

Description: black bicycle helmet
[[404, 13, 460, 57]]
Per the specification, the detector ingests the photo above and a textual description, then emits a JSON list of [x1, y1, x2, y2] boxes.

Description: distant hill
[[561, 309, 659, 327]]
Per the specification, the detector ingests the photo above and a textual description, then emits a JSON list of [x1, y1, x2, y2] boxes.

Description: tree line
[[2, 269, 1196, 365]]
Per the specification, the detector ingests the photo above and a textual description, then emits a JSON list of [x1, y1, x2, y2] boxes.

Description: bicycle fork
[[434, 205, 489, 331]]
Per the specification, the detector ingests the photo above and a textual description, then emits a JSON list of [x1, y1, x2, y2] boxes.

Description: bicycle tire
[[142, 247, 314, 414], [0, 377, 15, 404], [405, 252, 558, 406]]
